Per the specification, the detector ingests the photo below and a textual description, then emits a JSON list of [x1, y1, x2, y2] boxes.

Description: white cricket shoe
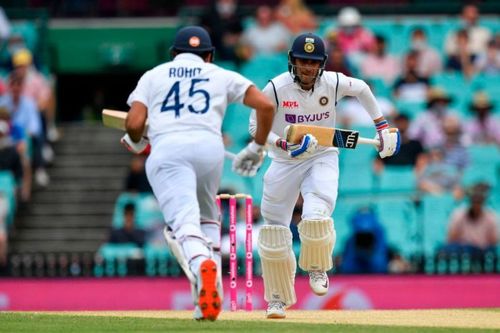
[[309, 270, 329, 296], [266, 301, 286, 319]]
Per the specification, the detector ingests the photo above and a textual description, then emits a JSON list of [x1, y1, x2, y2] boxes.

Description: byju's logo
[[284, 112, 330, 123]]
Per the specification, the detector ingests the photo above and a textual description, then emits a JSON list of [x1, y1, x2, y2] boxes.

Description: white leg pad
[[298, 218, 336, 272], [258, 225, 297, 307]]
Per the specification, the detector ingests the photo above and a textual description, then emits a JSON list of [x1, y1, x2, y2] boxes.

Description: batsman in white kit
[[121, 26, 274, 321], [249, 33, 400, 318]]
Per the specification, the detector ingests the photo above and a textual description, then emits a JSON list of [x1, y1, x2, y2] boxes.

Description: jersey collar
[[174, 53, 205, 63]]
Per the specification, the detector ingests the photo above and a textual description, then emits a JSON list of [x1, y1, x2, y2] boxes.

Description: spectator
[[108, 202, 145, 247], [417, 147, 463, 198], [373, 113, 425, 174], [274, 0, 317, 35], [332, 7, 375, 57], [124, 155, 152, 193], [12, 49, 59, 143], [0, 120, 23, 188], [409, 27, 442, 78], [408, 87, 456, 149], [464, 92, 500, 145], [445, 183, 498, 254], [0, 71, 49, 188], [340, 206, 389, 274], [474, 38, 500, 75], [200, 0, 244, 63], [444, 4, 491, 58], [445, 29, 475, 78], [440, 114, 469, 172], [360, 35, 400, 85], [324, 33, 353, 76], [239, 5, 291, 60], [393, 50, 430, 102]]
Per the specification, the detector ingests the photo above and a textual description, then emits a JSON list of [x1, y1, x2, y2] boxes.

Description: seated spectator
[[417, 147, 463, 198], [340, 206, 389, 274], [373, 113, 425, 174], [445, 182, 498, 255], [393, 51, 430, 102], [444, 4, 491, 59], [464, 92, 500, 145], [408, 87, 456, 149], [239, 5, 291, 60], [331, 7, 375, 57], [474, 38, 499, 75], [409, 27, 442, 78], [0, 119, 23, 190], [324, 33, 353, 76], [445, 29, 475, 78], [1, 71, 49, 188], [200, 0, 244, 64], [274, 0, 317, 35], [108, 202, 145, 247], [124, 155, 152, 193], [360, 35, 400, 85]]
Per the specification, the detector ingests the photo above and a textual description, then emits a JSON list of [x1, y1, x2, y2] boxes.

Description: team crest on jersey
[[304, 42, 315, 53], [319, 96, 329, 106], [189, 36, 200, 47]]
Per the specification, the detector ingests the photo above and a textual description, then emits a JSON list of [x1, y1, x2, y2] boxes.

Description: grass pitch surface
[[1, 309, 499, 333]]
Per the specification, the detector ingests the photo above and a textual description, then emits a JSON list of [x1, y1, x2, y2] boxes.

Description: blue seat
[[332, 199, 368, 256], [98, 242, 143, 277], [0, 171, 17, 226], [462, 144, 500, 188]]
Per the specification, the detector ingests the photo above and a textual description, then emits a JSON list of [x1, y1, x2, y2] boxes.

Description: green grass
[[0, 313, 496, 333]]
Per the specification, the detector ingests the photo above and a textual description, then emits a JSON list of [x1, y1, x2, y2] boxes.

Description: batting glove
[[121, 133, 151, 155], [232, 141, 265, 177], [376, 128, 400, 158], [276, 134, 318, 159]]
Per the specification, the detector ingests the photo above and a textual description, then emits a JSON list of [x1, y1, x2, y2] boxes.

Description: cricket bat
[[285, 124, 380, 149], [101, 109, 236, 160]]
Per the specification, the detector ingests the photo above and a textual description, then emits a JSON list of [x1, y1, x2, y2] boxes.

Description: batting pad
[[258, 225, 297, 307], [298, 218, 336, 272]]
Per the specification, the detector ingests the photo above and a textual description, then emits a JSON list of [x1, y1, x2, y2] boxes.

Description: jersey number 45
[[161, 78, 211, 118]]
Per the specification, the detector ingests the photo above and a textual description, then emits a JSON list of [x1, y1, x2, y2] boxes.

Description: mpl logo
[[282, 100, 299, 108]]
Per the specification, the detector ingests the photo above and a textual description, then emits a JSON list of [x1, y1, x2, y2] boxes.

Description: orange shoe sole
[[198, 259, 221, 321]]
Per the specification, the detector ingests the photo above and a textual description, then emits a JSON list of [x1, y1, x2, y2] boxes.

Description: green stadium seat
[[394, 100, 426, 120], [144, 244, 173, 277], [112, 192, 141, 228], [377, 166, 417, 193], [98, 242, 143, 277], [375, 198, 419, 258], [135, 194, 163, 229], [462, 144, 500, 188], [420, 193, 457, 256], [332, 199, 367, 256], [0, 171, 17, 227]]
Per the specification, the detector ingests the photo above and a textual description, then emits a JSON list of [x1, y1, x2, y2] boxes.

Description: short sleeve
[[225, 70, 254, 104], [127, 70, 152, 107]]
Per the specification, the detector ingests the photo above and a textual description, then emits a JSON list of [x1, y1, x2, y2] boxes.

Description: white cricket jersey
[[249, 71, 382, 161], [127, 53, 253, 146]]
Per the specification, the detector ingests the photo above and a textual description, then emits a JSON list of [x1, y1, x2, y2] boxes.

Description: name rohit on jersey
[[169, 67, 202, 78], [285, 112, 330, 123]]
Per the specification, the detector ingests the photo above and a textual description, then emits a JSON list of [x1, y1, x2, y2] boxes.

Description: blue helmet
[[288, 33, 328, 81], [171, 26, 215, 58]]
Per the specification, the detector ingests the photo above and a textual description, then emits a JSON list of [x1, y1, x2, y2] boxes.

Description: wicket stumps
[[216, 193, 253, 311]]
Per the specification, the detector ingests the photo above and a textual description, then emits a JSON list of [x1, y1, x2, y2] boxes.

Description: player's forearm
[[253, 106, 274, 145], [356, 83, 384, 121], [125, 102, 148, 142]]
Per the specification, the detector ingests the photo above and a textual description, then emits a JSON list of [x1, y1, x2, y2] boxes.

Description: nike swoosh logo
[[322, 281, 328, 289]]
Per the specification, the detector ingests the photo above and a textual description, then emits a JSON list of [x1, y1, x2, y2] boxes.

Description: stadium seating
[[0, 171, 17, 227]]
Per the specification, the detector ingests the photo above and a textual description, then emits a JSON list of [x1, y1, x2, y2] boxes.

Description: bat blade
[[102, 109, 149, 134], [286, 124, 378, 149]]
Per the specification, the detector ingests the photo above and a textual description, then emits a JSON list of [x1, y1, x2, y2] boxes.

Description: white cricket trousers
[[261, 151, 339, 226]]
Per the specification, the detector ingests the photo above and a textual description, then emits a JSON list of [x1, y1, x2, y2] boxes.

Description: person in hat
[[121, 25, 275, 321], [446, 182, 498, 254], [464, 92, 500, 145], [408, 87, 457, 149]]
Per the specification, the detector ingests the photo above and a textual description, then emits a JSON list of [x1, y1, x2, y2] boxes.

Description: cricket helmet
[[171, 26, 215, 57], [288, 33, 328, 81]]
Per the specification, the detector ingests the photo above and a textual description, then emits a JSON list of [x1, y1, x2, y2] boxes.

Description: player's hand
[[276, 134, 318, 159], [120, 133, 151, 155], [376, 128, 400, 158], [232, 141, 265, 177]]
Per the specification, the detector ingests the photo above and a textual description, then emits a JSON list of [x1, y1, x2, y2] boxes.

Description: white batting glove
[[276, 134, 318, 159], [120, 133, 151, 155], [232, 141, 265, 177], [376, 128, 400, 158]]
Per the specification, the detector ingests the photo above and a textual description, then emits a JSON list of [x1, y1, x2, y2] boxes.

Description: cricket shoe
[[309, 270, 329, 296], [266, 301, 286, 319], [197, 259, 221, 321]]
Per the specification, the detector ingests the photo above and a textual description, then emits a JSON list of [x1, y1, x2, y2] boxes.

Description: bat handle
[[224, 151, 236, 160], [358, 137, 380, 147]]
